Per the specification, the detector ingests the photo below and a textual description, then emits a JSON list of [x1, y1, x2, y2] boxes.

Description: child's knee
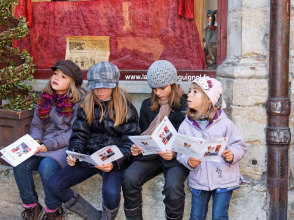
[[122, 171, 141, 189], [164, 182, 185, 200]]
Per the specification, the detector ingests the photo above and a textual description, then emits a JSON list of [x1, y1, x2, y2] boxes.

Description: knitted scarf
[[141, 85, 184, 135], [37, 93, 75, 121]]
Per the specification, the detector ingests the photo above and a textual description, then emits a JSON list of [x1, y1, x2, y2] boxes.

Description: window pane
[[18, 0, 206, 70]]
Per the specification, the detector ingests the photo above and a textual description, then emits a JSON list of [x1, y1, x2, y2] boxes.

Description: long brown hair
[[150, 83, 182, 111], [80, 86, 130, 126], [43, 77, 85, 103], [186, 83, 218, 122]]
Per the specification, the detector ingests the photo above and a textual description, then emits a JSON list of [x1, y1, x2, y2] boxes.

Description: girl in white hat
[[177, 77, 247, 220]]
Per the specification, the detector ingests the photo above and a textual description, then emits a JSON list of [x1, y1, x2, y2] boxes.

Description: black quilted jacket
[[69, 101, 141, 170]]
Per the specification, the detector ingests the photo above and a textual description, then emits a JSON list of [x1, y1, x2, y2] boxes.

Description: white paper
[[128, 136, 162, 155], [129, 116, 178, 155], [66, 145, 123, 166], [150, 116, 178, 151], [172, 134, 228, 163], [0, 134, 40, 167]]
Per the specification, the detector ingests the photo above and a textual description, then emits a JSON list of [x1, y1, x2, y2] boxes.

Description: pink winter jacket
[[177, 110, 247, 191]]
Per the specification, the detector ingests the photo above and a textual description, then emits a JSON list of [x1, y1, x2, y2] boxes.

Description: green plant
[[0, 0, 37, 111]]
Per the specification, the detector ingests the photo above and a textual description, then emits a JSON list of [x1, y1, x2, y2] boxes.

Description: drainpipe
[[266, 0, 291, 219]]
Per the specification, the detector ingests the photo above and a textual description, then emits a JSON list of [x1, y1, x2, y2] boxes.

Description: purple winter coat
[[177, 110, 247, 191], [29, 103, 80, 168]]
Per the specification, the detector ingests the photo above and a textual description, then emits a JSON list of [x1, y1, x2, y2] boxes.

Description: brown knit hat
[[51, 60, 83, 86]]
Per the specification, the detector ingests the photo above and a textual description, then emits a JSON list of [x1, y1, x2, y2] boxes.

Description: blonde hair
[[186, 83, 218, 122], [81, 86, 130, 126], [42, 77, 85, 103], [150, 83, 182, 111]]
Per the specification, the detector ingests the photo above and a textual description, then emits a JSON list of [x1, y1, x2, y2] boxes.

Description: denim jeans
[[190, 189, 233, 220], [48, 164, 124, 210], [13, 156, 62, 209], [122, 160, 189, 219]]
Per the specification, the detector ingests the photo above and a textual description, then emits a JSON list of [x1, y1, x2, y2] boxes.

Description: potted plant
[[0, 0, 37, 159]]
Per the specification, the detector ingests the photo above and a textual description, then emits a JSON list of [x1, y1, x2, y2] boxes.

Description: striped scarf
[[37, 93, 74, 121]]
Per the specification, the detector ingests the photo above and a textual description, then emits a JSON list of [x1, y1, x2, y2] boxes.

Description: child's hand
[[34, 144, 47, 154], [96, 163, 113, 172], [158, 150, 176, 161], [131, 144, 143, 156], [67, 155, 77, 166], [188, 157, 201, 168], [35, 139, 41, 144], [222, 150, 234, 162]]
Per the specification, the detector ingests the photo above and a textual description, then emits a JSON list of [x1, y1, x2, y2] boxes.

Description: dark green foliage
[[0, 0, 37, 111]]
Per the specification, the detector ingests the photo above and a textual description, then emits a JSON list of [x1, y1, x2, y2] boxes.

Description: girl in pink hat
[[177, 77, 247, 220]]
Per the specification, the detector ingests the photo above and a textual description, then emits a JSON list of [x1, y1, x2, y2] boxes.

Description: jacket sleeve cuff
[[187, 161, 199, 170], [41, 140, 54, 151], [224, 155, 234, 165], [112, 161, 119, 170]]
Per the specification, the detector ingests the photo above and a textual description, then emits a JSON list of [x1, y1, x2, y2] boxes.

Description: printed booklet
[[0, 134, 40, 167], [129, 116, 178, 155], [172, 134, 228, 162], [66, 145, 123, 166], [129, 116, 228, 162]]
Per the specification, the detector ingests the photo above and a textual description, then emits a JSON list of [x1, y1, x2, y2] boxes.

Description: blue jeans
[[48, 164, 124, 210], [122, 160, 189, 219], [13, 156, 62, 209], [190, 190, 233, 220]]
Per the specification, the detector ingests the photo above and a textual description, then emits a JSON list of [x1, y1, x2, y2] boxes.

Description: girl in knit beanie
[[122, 60, 189, 220]]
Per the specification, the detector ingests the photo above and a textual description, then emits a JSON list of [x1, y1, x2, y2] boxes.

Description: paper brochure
[[66, 145, 123, 166], [172, 134, 228, 162], [0, 134, 40, 167]]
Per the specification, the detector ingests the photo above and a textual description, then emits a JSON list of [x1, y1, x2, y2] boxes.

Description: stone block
[[242, 8, 269, 57], [239, 143, 267, 182], [228, 0, 242, 11], [233, 79, 268, 106], [231, 106, 266, 143], [289, 145, 294, 191], [227, 10, 242, 59], [289, 190, 294, 219], [242, 0, 269, 8], [229, 184, 267, 219]]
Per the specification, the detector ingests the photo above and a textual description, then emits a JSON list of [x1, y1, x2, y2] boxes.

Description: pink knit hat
[[191, 77, 226, 109]]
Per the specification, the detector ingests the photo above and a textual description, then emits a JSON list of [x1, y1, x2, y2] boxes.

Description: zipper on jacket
[[201, 131, 207, 139]]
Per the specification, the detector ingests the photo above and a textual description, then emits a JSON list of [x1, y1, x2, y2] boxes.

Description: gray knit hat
[[87, 61, 120, 89], [147, 60, 177, 88]]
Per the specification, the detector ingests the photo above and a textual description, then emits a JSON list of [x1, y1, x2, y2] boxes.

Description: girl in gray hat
[[122, 60, 189, 220], [13, 60, 85, 220], [48, 61, 140, 220]]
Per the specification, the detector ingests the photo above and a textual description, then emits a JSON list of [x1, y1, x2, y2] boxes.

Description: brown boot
[[21, 203, 43, 220], [42, 207, 66, 220]]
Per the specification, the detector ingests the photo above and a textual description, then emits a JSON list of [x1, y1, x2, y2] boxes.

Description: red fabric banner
[[178, 0, 194, 18], [15, 0, 33, 27], [19, 0, 205, 70]]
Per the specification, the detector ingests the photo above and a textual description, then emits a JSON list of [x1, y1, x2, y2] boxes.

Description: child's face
[[51, 69, 72, 95], [187, 85, 204, 111], [93, 88, 113, 101], [152, 85, 171, 101]]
